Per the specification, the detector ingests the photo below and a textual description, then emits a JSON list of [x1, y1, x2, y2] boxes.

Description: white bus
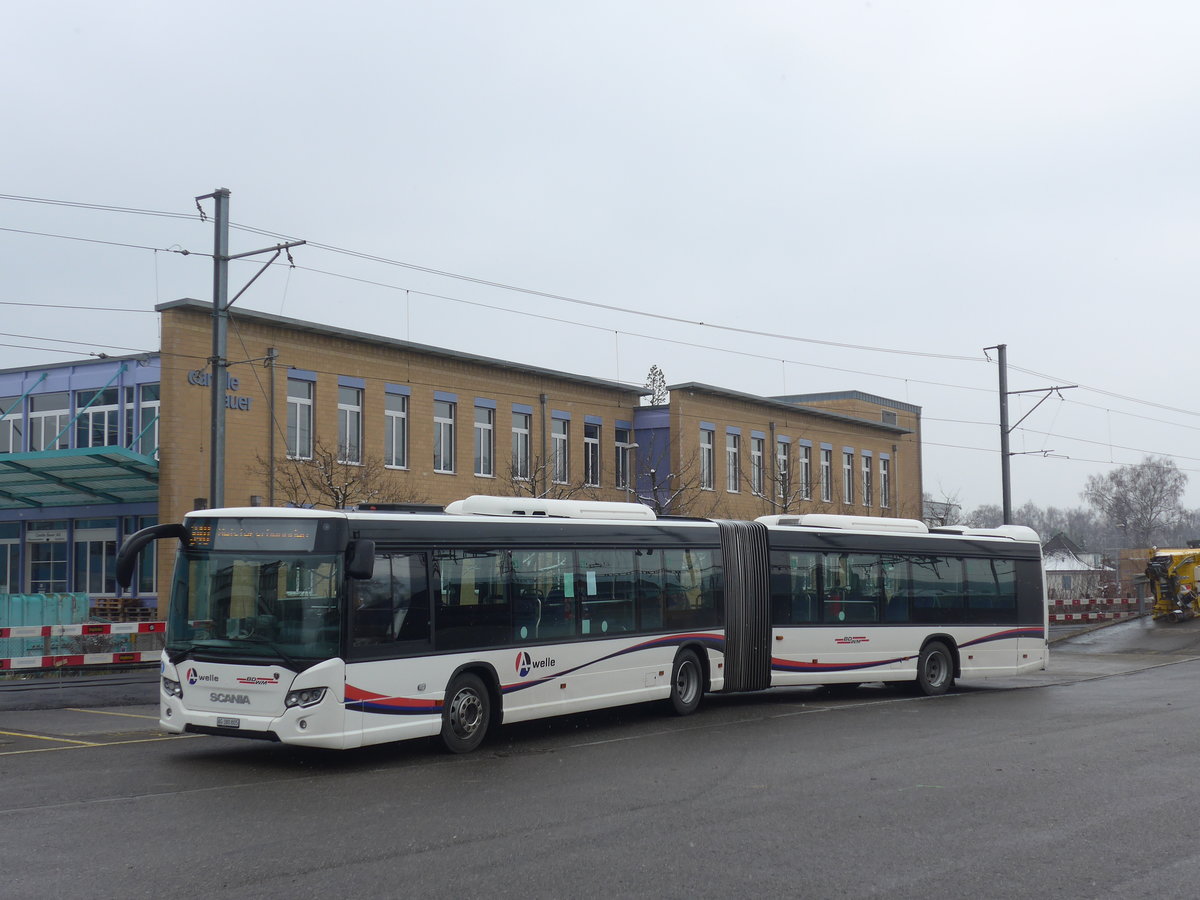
[[116, 496, 1047, 753]]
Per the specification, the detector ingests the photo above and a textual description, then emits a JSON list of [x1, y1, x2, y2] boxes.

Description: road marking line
[[0, 730, 100, 746], [0, 734, 199, 756], [66, 708, 159, 720]]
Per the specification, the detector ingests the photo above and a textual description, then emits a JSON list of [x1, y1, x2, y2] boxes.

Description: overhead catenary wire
[[3, 191, 1199, 487], [0, 191, 1189, 414]]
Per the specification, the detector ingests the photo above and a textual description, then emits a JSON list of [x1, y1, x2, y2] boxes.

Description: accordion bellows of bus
[[116, 496, 1047, 753]]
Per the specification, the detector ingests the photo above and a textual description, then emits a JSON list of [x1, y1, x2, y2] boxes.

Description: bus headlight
[[162, 677, 183, 699], [285, 687, 327, 709]]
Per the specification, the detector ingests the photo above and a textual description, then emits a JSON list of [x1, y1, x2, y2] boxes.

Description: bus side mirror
[[346, 539, 376, 580], [116, 523, 189, 589]]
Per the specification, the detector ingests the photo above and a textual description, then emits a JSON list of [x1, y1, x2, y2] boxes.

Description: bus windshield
[[166, 549, 343, 667]]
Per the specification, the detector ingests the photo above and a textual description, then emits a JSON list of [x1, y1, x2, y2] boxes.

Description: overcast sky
[[4, 1, 1199, 515]]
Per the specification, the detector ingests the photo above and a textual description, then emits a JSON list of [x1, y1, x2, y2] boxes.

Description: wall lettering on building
[[186, 370, 252, 410]]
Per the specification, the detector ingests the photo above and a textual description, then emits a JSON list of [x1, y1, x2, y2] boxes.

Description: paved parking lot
[[0, 703, 186, 756]]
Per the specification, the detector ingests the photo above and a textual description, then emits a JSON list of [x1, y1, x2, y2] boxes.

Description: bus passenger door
[[345, 552, 434, 748]]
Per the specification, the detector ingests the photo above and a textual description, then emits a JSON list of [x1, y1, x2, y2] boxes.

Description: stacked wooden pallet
[[90, 598, 157, 622]]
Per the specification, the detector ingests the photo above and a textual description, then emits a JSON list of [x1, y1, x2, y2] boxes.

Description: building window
[[881, 457, 891, 508], [750, 436, 764, 496], [338, 386, 363, 464], [29, 542, 68, 593], [776, 439, 790, 500], [73, 524, 117, 594], [134, 384, 160, 457], [882, 410, 898, 426], [512, 411, 531, 480], [614, 427, 633, 490], [820, 448, 832, 503], [286, 378, 313, 460], [74, 387, 120, 449], [700, 428, 715, 490], [552, 418, 569, 484], [726, 432, 740, 493], [843, 451, 854, 504], [434, 399, 456, 473], [0, 396, 22, 453], [0, 529, 17, 593], [29, 392, 69, 452], [862, 455, 873, 507], [474, 405, 495, 477], [799, 444, 812, 500], [385, 392, 408, 468], [584, 422, 600, 487], [123, 514, 158, 593]]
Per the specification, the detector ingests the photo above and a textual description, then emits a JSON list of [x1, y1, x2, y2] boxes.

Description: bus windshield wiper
[[236, 636, 302, 671]]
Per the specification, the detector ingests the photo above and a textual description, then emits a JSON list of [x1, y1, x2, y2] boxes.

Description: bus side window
[[664, 548, 721, 629], [434, 550, 510, 650], [909, 555, 963, 624], [578, 548, 636, 637], [964, 557, 1017, 624], [350, 552, 429, 651], [637, 549, 665, 631], [351, 555, 394, 645], [770, 550, 818, 625]]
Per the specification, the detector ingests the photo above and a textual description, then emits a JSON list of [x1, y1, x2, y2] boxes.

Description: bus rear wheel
[[441, 672, 490, 753], [915, 641, 954, 696], [668, 649, 704, 716]]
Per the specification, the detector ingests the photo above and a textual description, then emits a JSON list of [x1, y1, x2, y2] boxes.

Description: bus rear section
[[762, 516, 1047, 693]]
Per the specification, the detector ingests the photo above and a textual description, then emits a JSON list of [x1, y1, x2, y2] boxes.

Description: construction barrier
[[1048, 597, 1142, 624], [0, 650, 160, 671], [0, 622, 165, 671]]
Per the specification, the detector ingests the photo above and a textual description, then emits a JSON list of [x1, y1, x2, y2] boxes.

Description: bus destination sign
[[189, 518, 319, 552]]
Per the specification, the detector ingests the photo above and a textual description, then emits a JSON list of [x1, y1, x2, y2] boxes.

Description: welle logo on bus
[[186, 667, 219, 685], [516, 651, 556, 678]]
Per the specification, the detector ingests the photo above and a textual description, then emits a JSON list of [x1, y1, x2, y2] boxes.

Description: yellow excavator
[[1144, 549, 1200, 623]]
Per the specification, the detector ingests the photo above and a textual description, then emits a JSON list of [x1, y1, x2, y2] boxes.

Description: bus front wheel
[[441, 672, 490, 753], [668, 649, 704, 716], [915, 641, 954, 696]]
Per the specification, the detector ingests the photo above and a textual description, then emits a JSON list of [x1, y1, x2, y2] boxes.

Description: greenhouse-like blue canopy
[[0, 446, 158, 510]]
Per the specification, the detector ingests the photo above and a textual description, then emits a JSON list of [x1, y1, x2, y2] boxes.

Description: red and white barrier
[[0, 622, 165, 671], [0, 650, 159, 671], [0, 622, 164, 639], [1048, 598, 1142, 624], [1049, 610, 1139, 623]]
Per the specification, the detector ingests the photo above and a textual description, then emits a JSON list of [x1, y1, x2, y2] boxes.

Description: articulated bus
[[116, 496, 1047, 753]]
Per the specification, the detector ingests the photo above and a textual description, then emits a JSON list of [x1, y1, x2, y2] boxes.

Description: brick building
[[0, 298, 923, 613], [638, 384, 920, 520]]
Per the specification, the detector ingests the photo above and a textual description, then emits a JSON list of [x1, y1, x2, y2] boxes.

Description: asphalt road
[[4, 617, 1200, 899]]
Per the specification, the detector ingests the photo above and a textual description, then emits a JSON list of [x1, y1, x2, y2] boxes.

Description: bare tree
[[502, 454, 592, 500], [923, 490, 963, 527], [964, 503, 1004, 528], [1082, 455, 1188, 547], [631, 430, 720, 517], [250, 438, 430, 509], [760, 454, 812, 516]]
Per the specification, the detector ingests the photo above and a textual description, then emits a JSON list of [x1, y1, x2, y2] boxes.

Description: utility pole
[[994, 343, 1012, 524], [196, 188, 305, 509], [985, 343, 1076, 525], [202, 188, 230, 511]]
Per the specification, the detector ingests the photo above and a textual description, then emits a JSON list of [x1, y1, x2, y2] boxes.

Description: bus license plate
[[216, 717, 240, 729]]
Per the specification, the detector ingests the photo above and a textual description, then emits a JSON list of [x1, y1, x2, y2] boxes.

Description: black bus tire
[[668, 648, 704, 716], [440, 672, 490, 753], [915, 641, 954, 696]]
